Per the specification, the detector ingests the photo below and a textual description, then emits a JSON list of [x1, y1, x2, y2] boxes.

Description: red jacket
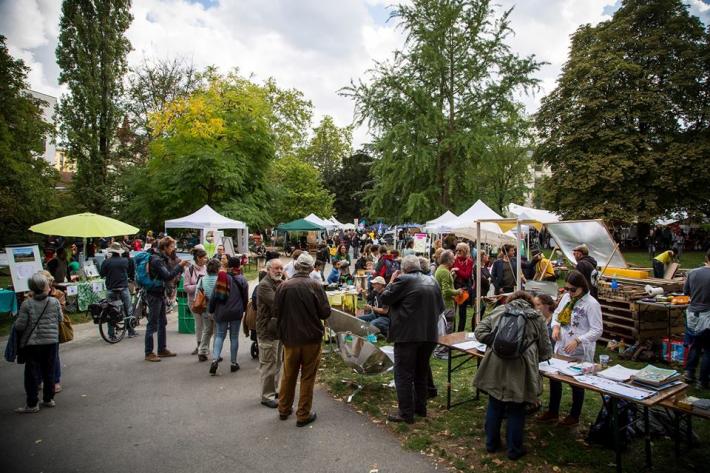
[[453, 256, 473, 285]]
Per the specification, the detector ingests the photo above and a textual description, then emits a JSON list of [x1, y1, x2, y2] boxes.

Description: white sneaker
[[41, 400, 56, 408], [15, 405, 40, 413]]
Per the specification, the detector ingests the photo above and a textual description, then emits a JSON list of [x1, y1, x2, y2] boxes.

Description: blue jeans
[[145, 292, 167, 355], [108, 287, 136, 336], [212, 320, 240, 363], [485, 396, 525, 458], [686, 328, 710, 385], [548, 379, 585, 418], [359, 313, 389, 336]]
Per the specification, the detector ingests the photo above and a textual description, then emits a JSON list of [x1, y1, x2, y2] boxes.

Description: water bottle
[[611, 278, 618, 293]]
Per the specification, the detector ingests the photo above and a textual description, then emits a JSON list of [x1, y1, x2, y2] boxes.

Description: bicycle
[[89, 287, 148, 344]]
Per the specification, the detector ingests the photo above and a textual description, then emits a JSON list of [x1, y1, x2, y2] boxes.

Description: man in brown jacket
[[256, 258, 284, 408], [274, 253, 331, 427]]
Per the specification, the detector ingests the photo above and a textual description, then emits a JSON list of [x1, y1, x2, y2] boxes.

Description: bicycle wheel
[[132, 291, 146, 327], [99, 318, 126, 344]]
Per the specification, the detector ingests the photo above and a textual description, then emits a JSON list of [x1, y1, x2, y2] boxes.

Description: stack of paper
[[631, 365, 680, 387], [597, 365, 640, 382], [452, 340, 487, 352], [538, 358, 573, 374]]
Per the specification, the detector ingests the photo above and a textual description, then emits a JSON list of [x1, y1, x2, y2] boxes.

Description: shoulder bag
[[58, 305, 74, 343]]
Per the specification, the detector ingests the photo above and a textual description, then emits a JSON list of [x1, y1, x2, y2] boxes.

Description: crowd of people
[[11, 229, 710, 463]]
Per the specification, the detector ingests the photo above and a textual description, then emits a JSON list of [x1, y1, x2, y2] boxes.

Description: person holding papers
[[538, 270, 603, 427]]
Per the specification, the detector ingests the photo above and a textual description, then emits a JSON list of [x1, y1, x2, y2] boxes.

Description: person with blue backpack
[[134, 236, 189, 362]]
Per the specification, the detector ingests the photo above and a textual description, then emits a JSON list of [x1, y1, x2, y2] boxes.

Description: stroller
[[242, 298, 259, 359]]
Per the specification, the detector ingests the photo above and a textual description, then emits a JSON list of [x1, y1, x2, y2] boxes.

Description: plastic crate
[[178, 300, 195, 334]]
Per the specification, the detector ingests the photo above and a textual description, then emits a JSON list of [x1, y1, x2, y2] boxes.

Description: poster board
[[82, 260, 100, 278], [222, 236, 235, 256], [6, 244, 43, 292], [413, 233, 428, 254]]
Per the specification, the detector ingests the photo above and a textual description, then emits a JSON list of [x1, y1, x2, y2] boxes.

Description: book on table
[[630, 364, 680, 386]]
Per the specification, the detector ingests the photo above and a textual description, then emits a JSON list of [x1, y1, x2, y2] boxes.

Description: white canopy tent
[[450, 200, 515, 245], [424, 210, 459, 233], [328, 216, 344, 229], [507, 203, 560, 225], [164, 205, 248, 253], [304, 213, 336, 230]]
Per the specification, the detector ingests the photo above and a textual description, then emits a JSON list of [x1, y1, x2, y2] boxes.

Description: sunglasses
[[564, 286, 578, 292]]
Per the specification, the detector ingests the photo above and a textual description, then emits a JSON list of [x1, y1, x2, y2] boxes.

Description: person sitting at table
[[358, 276, 390, 336], [653, 247, 678, 278], [538, 270, 602, 427], [473, 291, 552, 460], [310, 260, 325, 283], [336, 260, 354, 286]]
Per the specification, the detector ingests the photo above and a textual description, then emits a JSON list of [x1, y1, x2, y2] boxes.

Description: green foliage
[[266, 155, 334, 225], [343, 0, 542, 222], [298, 115, 352, 183], [535, 0, 710, 222], [0, 36, 59, 246], [120, 73, 276, 230], [263, 78, 313, 159], [56, 0, 133, 214], [329, 150, 374, 221]]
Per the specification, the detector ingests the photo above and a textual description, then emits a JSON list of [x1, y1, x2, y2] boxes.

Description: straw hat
[[371, 276, 386, 285], [108, 242, 124, 255]]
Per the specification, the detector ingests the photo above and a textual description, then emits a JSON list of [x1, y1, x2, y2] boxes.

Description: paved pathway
[[0, 300, 442, 472]]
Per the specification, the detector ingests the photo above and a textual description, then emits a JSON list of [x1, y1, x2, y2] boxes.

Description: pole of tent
[[516, 220, 522, 292], [475, 221, 482, 326]]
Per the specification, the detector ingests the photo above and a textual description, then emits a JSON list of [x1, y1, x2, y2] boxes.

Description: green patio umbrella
[[30, 212, 139, 237], [30, 213, 140, 260]]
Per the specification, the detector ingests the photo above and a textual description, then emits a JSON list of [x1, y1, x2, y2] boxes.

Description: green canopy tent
[[275, 218, 325, 232]]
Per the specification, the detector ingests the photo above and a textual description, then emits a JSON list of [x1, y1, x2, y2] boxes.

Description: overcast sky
[[2, 0, 709, 147]]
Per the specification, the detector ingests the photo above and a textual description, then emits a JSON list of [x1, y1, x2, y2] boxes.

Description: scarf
[[213, 270, 231, 304], [557, 295, 581, 326]]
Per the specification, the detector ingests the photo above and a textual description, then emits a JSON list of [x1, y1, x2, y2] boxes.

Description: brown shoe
[[537, 411, 559, 423], [158, 349, 177, 358], [558, 415, 579, 427], [145, 353, 161, 362]]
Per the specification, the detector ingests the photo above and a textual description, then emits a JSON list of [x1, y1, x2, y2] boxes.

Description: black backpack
[[491, 308, 535, 359]]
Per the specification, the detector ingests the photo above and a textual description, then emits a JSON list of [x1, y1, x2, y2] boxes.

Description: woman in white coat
[[538, 270, 603, 426]]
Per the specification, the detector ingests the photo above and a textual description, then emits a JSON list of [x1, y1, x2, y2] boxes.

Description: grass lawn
[[319, 306, 710, 473]]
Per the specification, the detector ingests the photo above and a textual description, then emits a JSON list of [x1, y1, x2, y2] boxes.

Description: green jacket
[[473, 300, 552, 404], [434, 266, 457, 309]]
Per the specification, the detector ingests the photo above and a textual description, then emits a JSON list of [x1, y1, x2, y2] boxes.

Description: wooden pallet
[[598, 294, 686, 343]]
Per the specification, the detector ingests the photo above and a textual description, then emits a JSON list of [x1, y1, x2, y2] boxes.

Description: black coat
[[210, 273, 249, 323], [380, 271, 443, 343]]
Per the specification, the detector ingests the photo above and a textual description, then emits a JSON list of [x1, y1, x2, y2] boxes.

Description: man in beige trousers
[[256, 259, 284, 408]]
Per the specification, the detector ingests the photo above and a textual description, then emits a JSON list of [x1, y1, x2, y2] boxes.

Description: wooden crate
[[597, 294, 686, 343]]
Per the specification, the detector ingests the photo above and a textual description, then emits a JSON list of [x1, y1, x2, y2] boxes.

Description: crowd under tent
[[164, 205, 248, 253]]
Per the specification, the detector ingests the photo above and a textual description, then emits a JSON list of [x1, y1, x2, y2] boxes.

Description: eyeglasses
[[564, 286, 578, 292]]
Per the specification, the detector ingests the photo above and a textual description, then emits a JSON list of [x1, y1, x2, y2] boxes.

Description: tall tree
[[123, 57, 205, 165], [299, 115, 352, 185], [535, 0, 710, 222], [343, 0, 541, 221], [329, 150, 374, 221], [120, 73, 276, 230], [56, 0, 132, 214], [266, 155, 334, 225], [0, 36, 58, 246]]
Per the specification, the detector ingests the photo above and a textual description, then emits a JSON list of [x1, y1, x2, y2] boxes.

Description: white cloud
[[1, 0, 707, 147]]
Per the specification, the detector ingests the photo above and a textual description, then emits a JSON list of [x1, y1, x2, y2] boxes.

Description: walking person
[[14, 272, 63, 413], [538, 270, 602, 426], [144, 237, 189, 362], [275, 253, 331, 427], [256, 258, 285, 408], [208, 257, 248, 375], [194, 259, 220, 362], [474, 291, 552, 460], [183, 247, 208, 355], [101, 242, 137, 339], [381, 255, 443, 424]]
